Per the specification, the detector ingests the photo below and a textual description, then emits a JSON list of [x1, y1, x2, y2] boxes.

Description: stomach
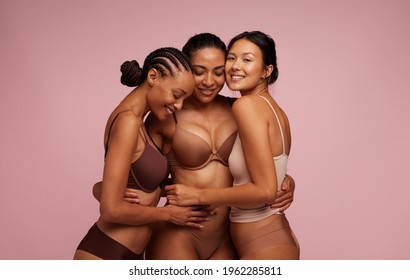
[[170, 161, 233, 231]]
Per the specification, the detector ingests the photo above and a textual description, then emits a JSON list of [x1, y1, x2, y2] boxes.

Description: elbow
[[261, 185, 277, 205], [92, 181, 103, 201], [99, 204, 120, 223]]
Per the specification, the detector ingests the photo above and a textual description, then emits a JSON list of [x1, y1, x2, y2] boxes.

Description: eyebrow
[[228, 52, 256, 57]]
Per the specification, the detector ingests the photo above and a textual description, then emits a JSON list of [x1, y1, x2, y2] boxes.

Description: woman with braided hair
[[93, 34, 296, 259], [73, 47, 212, 260]]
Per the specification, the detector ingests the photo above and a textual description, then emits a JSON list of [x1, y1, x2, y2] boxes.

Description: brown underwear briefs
[[76, 223, 143, 260]]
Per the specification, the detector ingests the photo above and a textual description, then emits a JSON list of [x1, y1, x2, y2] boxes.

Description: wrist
[[197, 189, 206, 205], [159, 206, 170, 222]]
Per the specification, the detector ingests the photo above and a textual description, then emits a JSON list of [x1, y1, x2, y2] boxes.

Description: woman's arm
[[269, 174, 295, 211], [166, 96, 279, 208], [93, 181, 140, 204]]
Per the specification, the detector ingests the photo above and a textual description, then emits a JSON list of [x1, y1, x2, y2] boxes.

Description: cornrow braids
[[120, 60, 142, 87], [140, 47, 191, 80], [120, 47, 192, 87], [145, 57, 174, 77]]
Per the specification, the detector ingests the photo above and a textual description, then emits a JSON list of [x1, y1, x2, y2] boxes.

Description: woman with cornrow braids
[[94, 34, 296, 259], [73, 47, 212, 260], [137, 33, 296, 259]]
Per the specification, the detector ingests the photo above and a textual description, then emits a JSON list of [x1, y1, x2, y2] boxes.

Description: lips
[[197, 88, 215, 96], [229, 74, 245, 82], [164, 105, 174, 114]]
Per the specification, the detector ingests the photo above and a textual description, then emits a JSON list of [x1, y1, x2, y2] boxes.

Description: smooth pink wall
[[1, 0, 409, 259]]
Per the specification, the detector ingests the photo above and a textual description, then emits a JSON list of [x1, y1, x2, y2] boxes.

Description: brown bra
[[167, 113, 237, 170], [105, 112, 170, 192]]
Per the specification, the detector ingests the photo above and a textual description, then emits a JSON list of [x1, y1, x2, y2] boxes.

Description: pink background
[[1, 0, 409, 260]]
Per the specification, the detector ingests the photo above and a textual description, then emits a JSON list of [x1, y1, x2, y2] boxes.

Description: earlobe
[[264, 65, 274, 79], [147, 68, 159, 86]]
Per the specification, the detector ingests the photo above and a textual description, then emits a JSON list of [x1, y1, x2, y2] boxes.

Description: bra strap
[[104, 111, 145, 158], [145, 128, 165, 155], [257, 95, 286, 154], [104, 113, 122, 158]]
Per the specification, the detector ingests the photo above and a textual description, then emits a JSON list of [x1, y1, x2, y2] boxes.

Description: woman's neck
[[123, 84, 150, 118], [240, 83, 269, 97], [185, 94, 224, 111]]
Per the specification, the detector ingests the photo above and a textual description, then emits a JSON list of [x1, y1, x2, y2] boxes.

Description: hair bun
[[120, 60, 142, 87]]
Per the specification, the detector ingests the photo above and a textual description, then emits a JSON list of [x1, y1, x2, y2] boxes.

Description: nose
[[174, 98, 184, 111], [231, 59, 241, 71], [202, 73, 214, 87]]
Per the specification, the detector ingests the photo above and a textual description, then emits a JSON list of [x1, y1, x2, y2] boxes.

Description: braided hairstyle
[[120, 47, 192, 87], [227, 31, 279, 84], [182, 33, 227, 59]]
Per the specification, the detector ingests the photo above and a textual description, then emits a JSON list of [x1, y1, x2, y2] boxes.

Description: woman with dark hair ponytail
[[73, 47, 211, 260], [166, 32, 300, 259]]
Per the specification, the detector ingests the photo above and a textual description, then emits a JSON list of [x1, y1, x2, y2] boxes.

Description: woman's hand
[[165, 184, 201, 206], [267, 174, 295, 212], [165, 205, 213, 229], [123, 188, 140, 204]]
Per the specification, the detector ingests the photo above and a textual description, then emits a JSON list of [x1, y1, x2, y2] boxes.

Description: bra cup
[[129, 143, 170, 192], [171, 128, 212, 168], [217, 131, 238, 161], [169, 124, 238, 170]]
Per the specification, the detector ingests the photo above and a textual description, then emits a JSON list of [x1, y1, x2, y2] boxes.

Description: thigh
[[209, 234, 239, 260], [232, 215, 299, 260], [73, 249, 102, 260], [241, 245, 299, 260], [145, 222, 200, 260]]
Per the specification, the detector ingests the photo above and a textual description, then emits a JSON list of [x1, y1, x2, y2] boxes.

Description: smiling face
[[190, 47, 226, 104], [149, 70, 195, 121], [225, 38, 271, 95]]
